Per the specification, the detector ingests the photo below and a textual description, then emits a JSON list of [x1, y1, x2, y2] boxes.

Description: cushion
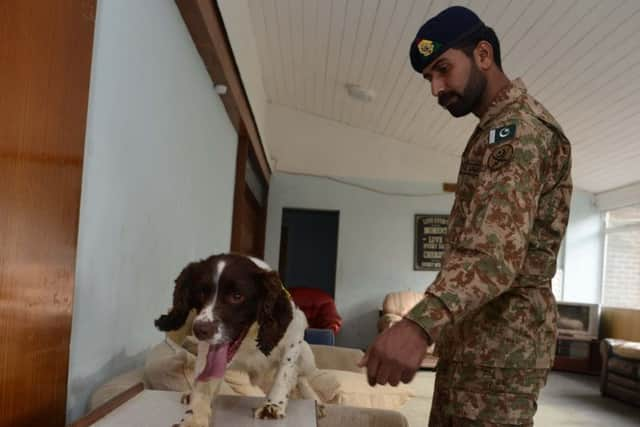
[[611, 340, 640, 360], [88, 369, 146, 411], [221, 370, 265, 397], [310, 344, 365, 373], [144, 339, 267, 396], [144, 339, 195, 392], [289, 287, 342, 333], [309, 369, 415, 410], [382, 291, 424, 316], [305, 328, 335, 346], [319, 403, 409, 427]]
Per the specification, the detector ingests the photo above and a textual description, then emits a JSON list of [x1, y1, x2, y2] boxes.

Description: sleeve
[[406, 123, 552, 341]]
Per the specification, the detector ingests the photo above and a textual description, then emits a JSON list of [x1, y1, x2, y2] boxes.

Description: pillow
[[611, 340, 640, 360], [88, 368, 146, 411], [221, 370, 265, 397], [310, 344, 365, 373], [309, 369, 415, 410], [144, 339, 265, 396], [144, 339, 195, 392]]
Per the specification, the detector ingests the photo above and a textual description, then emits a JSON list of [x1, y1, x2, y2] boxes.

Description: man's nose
[[431, 78, 445, 98], [193, 321, 217, 340]]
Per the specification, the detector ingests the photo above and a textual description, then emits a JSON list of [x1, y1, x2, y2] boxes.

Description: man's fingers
[[366, 353, 380, 387], [388, 369, 402, 387], [357, 350, 369, 368], [400, 365, 418, 384], [376, 364, 391, 386]]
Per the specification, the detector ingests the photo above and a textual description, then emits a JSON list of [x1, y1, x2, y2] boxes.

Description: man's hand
[[358, 318, 431, 387]]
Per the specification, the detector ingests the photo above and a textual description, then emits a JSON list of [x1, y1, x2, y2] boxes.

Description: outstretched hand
[[358, 318, 431, 387]]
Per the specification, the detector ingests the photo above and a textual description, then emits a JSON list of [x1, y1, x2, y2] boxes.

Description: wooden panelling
[[0, 1, 95, 425], [230, 136, 267, 258], [68, 383, 144, 427], [600, 307, 640, 342]]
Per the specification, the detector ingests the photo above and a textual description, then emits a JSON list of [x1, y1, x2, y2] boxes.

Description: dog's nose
[[193, 321, 217, 340]]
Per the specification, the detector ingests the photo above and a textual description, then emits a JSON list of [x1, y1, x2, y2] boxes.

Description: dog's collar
[[279, 279, 291, 300]]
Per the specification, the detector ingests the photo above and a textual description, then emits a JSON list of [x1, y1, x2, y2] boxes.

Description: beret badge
[[417, 39, 436, 57]]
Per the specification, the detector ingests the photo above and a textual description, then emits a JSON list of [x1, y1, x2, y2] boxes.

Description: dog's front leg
[[173, 379, 221, 427], [254, 344, 300, 419]]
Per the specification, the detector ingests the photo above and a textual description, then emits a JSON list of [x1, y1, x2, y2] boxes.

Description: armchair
[[600, 338, 640, 406], [378, 290, 438, 369], [289, 287, 342, 345]]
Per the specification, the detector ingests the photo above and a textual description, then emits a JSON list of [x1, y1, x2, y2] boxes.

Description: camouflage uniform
[[406, 79, 572, 426]]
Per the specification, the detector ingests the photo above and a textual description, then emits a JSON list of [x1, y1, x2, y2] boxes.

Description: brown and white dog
[[155, 253, 321, 427]]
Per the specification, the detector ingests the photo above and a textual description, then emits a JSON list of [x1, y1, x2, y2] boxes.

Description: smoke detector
[[345, 83, 376, 103]]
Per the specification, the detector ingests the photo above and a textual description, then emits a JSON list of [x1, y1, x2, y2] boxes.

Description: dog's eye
[[228, 292, 245, 304]]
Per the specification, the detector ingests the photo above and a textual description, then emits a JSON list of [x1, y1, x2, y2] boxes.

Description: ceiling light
[[345, 83, 376, 103]]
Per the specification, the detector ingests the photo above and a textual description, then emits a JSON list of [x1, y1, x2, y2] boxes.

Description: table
[[553, 335, 601, 375], [87, 390, 317, 427]]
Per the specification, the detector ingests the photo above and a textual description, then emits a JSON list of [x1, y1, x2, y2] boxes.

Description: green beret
[[410, 6, 486, 73]]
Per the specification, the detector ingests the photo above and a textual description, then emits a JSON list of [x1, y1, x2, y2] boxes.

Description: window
[[602, 204, 640, 308]]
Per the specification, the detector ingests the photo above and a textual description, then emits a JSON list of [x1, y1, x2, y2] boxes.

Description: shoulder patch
[[488, 124, 516, 145], [487, 144, 514, 171]]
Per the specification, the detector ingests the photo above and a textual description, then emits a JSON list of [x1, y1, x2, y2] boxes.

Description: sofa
[[87, 338, 413, 427], [378, 290, 438, 369], [600, 338, 640, 406]]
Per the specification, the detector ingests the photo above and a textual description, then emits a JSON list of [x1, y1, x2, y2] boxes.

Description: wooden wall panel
[[230, 137, 267, 258], [0, 1, 95, 425], [600, 307, 640, 342]]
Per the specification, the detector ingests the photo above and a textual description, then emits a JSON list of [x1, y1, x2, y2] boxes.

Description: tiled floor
[[397, 370, 640, 427]]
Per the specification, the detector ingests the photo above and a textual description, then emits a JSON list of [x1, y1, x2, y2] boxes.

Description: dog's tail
[[154, 307, 190, 331]]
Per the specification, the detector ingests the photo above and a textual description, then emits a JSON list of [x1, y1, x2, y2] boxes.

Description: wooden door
[[0, 1, 95, 425]]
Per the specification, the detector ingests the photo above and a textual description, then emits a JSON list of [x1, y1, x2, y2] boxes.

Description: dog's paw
[[180, 392, 191, 405], [254, 402, 286, 419], [171, 411, 209, 427], [317, 403, 327, 419]]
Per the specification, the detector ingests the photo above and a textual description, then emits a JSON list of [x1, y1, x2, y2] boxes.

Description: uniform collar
[[478, 78, 526, 129]]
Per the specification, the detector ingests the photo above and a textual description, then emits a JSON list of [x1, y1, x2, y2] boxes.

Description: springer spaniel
[[155, 253, 321, 427]]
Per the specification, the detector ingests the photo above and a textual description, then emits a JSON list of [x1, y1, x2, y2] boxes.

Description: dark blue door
[[279, 208, 339, 298]]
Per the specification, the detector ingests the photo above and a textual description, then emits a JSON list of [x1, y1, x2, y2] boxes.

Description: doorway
[[278, 209, 339, 297]]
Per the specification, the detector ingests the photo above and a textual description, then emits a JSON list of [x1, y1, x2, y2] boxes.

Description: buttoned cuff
[[404, 293, 452, 343]]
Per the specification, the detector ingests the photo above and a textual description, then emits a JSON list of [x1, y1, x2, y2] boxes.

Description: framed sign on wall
[[414, 214, 448, 271]]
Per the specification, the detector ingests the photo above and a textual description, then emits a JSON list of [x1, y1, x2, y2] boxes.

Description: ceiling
[[243, 0, 640, 194]]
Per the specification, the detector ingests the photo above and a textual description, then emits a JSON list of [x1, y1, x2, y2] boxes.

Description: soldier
[[359, 6, 572, 426]]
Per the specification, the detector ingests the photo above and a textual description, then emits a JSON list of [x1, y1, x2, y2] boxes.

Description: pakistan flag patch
[[488, 124, 516, 145]]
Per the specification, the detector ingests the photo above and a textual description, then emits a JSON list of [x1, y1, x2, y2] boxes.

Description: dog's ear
[[154, 263, 198, 331], [256, 271, 293, 356]]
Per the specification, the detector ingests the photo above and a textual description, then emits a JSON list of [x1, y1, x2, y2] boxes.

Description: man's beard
[[438, 62, 487, 117]]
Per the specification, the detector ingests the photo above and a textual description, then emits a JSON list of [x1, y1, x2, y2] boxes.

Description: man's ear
[[474, 40, 493, 71], [256, 271, 293, 356]]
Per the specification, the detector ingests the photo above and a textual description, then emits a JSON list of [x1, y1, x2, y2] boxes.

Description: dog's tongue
[[195, 343, 228, 382]]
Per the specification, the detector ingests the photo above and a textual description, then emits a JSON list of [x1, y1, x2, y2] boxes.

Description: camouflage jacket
[[406, 79, 572, 369]]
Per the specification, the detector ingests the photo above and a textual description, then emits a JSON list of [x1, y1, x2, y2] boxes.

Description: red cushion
[[289, 287, 342, 333]]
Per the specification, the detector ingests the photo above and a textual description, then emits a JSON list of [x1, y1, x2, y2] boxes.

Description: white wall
[[265, 174, 602, 349], [596, 181, 640, 211], [562, 189, 604, 304], [264, 173, 455, 349], [66, 1, 237, 421]]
